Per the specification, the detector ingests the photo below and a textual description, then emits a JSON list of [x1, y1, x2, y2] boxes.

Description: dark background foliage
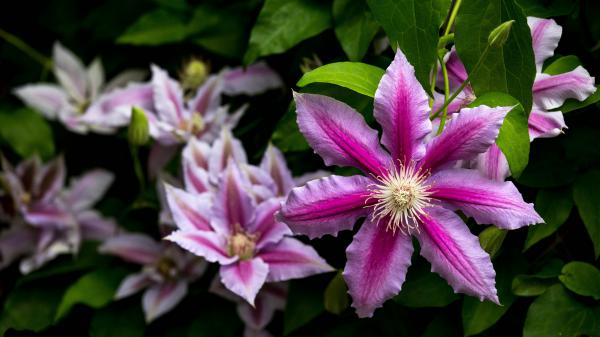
[[0, 0, 599, 336]]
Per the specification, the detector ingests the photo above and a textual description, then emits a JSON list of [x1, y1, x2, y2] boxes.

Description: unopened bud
[[488, 20, 515, 48], [181, 59, 209, 91], [128, 106, 149, 146]]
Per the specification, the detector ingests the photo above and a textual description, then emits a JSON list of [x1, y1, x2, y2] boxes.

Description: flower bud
[[128, 106, 149, 146], [488, 20, 515, 48], [181, 59, 209, 91]]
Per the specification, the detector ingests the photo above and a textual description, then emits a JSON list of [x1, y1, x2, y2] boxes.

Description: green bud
[[128, 106, 150, 146], [181, 59, 209, 91], [488, 20, 515, 48]]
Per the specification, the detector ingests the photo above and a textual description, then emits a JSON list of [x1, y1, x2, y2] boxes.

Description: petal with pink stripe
[[142, 281, 188, 322], [533, 67, 596, 110], [165, 230, 235, 264], [164, 184, 212, 232], [99, 233, 162, 265], [220, 258, 269, 305], [527, 17, 562, 72]]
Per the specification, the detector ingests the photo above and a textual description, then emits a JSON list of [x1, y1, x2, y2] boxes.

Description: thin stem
[[428, 62, 438, 108], [436, 54, 450, 135], [129, 144, 146, 191], [444, 0, 462, 36], [0, 29, 52, 69]]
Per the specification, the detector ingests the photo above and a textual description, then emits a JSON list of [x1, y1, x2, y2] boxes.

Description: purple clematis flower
[[0, 155, 116, 273], [278, 49, 543, 317], [99, 232, 206, 322], [164, 157, 333, 305], [435, 17, 596, 181], [210, 276, 287, 337], [14, 42, 147, 134]]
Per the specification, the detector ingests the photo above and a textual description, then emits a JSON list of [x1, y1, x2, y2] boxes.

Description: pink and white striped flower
[[278, 49, 543, 317]]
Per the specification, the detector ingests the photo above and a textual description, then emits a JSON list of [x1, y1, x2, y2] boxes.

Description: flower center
[[228, 231, 256, 260], [155, 257, 178, 280], [20, 192, 32, 205], [368, 163, 431, 235]]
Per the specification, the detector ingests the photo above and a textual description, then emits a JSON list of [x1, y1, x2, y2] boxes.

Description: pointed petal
[[148, 143, 179, 179], [115, 272, 152, 299], [419, 105, 510, 171], [142, 281, 187, 322], [188, 75, 223, 116], [182, 138, 212, 193], [77, 210, 117, 241], [247, 198, 291, 249], [431, 89, 475, 115], [220, 258, 269, 305], [279, 175, 373, 239], [36, 155, 66, 202], [532, 67, 596, 110], [416, 207, 498, 303], [343, 218, 413, 318], [237, 294, 277, 330], [24, 202, 74, 227], [151, 65, 187, 126], [241, 164, 277, 202], [212, 161, 255, 235], [164, 184, 212, 232], [260, 144, 295, 197], [471, 143, 511, 182], [99, 233, 162, 265], [87, 58, 105, 100], [258, 237, 333, 282], [208, 129, 248, 176], [104, 69, 148, 92], [441, 47, 468, 90], [428, 168, 542, 229], [222, 62, 283, 96], [13, 84, 69, 119], [165, 230, 235, 264], [528, 17, 562, 72], [53, 42, 87, 102], [373, 49, 432, 163], [528, 109, 566, 140], [0, 226, 36, 270], [64, 169, 114, 211], [294, 92, 391, 176]]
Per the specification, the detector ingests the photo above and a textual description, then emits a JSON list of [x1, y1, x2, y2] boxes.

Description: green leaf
[[90, 300, 145, 337], [573, 170, 600, 258], [559, 261, 600, 300], [422, 312, 461, 337], [558, 85, 600, 113], [524, 188, 573, 250], [324, 271, 349, 314], [395, 260, 459, 308], [523, 284, 600, 337], [244, 0, 332, 64], [367, 0, 440, 90], [462, 256, 526, 337], [479, 226, 507, 259], [543, 55, 581, 75], [296, 62, 385, 97], [55, 266, 129, 320], [455, 0, 536, 112], [515, 0, 577, 17], [0, 281, 64, 334], [284, 280, 325, 335], [512, 259, 563, 297], [468, 92, 529, 178], [0, 107, 54, 159], [332, 0, 380, 61], [187, 5, 249, 59], [117, 9, 188, 45]]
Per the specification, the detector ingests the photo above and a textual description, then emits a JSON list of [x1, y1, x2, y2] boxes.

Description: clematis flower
[[0, 155, 116, 273], [210, 276, 287, 337], [278, 49, 543, 317], [435, 17, 596, 180], [99, 232, 206, 322], [14, 42, 147, 134], [164, 159, 333, 305]]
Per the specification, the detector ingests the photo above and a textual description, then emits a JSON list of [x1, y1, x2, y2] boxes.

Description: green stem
[[129, 144, 146, 191], [428, 62, 438, 108], [0, 29, 52, 69], [444, 0, 462, 36], [436, 54, 451, 135]]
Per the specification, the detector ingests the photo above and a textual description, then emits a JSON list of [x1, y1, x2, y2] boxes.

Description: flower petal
[[212, 161, 256, 235], [99, 233, 162, 265], [104, 69, 148, 92], [419, 105, 510, 172], [428, 168, 542, 229], [182, 140, 212, 194], [188, 75, 223, 116], [115, 272, 152, 299], [64, 169, 114, 212], [220, 258, 269, 305], [151, 65, 187, 126], [259, 144, 295, 197], [373, 48, 431, 163], [208, 129, 248, 177], [279, 175, 373, 239], [147, 143, 179, 178], [87, 58, 105, 101], [416, 207, 498, 303], [258, 237, 333, 282], [13, 84, 69, 119], [528, 109, 566, 140], [53, 42, 87, 102], [532, 67, 596, 110], [0, 225, 36, 270], [142, 281, 187, 322], [77, 210, 117, 241], [528, 17, 562, 72], [222, 62, 283, 96], [343, 218, 413, 318], [294, 92, 391, 176], [440, 47, 468, 90], [471, 143, 511, 182], [237, 293, 278, 330], [36, 155, 66, 202], [164, 184, 212, 232], [248, 198, 291, 249], [165, 230, 235, 264], [24, 202, 74, 227]]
